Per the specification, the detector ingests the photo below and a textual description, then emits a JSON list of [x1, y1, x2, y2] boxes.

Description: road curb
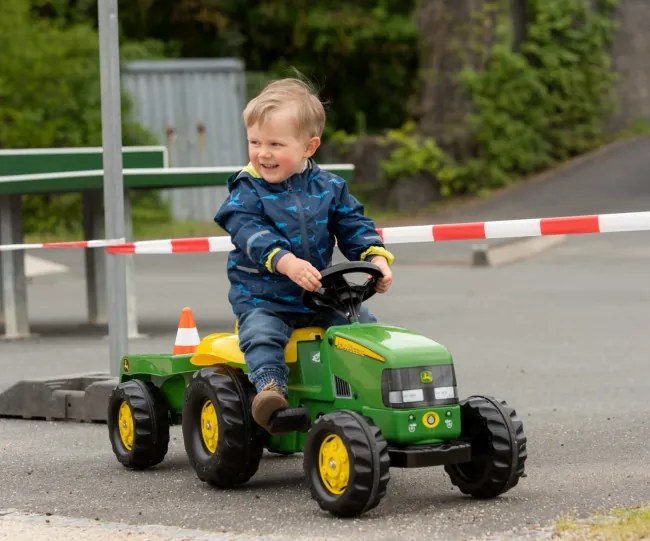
[[472, 235, 567, 267], [0, 373, 117, 422]]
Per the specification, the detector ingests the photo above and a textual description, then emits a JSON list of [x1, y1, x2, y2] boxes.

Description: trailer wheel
[[304, 410, 390, 517], [182, 366, 263, 488], [445, 395, 527, 498], [108, 380, 170, 469]]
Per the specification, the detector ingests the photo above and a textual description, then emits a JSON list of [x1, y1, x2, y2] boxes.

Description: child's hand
[[276, 253, 322, 291], [370, 256, 393, 293]]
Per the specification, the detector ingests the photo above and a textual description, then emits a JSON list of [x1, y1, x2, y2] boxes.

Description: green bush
[[459, 0, 619, 191], [380, 122, 460, 197], [369, 0, 619, 206], [0, 0, 168, 237], [0, 0, 102, 148]]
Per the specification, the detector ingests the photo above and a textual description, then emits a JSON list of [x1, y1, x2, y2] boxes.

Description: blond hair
[[243, 78, 326, 138]]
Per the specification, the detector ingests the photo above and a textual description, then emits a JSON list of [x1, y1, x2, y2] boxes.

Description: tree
[[414, 0, 505, 158]]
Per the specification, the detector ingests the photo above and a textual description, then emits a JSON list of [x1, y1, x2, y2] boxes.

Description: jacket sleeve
[[214, 180, 292, 271], [330, 179, 387, 261]]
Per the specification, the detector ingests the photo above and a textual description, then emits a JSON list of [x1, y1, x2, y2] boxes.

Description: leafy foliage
[[0, 0, 167, 236], [380, 122, 460, 197], [22, 0, 419, 133], [115, 0, 419, 134], [0, 0, 102, 148], [1, 0, 625, 221], [459, 0, 619, 191]]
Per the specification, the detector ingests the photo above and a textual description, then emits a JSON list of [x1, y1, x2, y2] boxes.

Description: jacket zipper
[[285, 179, 311, 260]]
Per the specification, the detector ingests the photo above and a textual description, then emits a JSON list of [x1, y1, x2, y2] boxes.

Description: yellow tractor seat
[[190, 327, 325, 367]]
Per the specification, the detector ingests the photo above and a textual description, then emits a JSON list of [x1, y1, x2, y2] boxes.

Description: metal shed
[[122, 58, 247, 220]]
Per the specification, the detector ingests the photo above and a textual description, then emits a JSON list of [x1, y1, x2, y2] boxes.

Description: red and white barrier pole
[[378, 211, 650, 244], [106, 211, 650, 254], [1, 211, 648, 254], [0, 238, 124, 252]]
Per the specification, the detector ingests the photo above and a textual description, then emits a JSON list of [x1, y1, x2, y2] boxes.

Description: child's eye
[[249, 140, 260, 146]]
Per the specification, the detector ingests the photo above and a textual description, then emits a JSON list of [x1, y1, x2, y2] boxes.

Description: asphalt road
[[1, 136, 649, 540]]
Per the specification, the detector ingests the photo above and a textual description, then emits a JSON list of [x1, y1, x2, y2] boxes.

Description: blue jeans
[[238, 307, 377, 393]]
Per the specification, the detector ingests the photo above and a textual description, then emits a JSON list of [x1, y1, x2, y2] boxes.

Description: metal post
[[83, 191, 107, 324], [98, 0, 128, 375], [0, 202, 3, 324], [0, 195, 30, 339], [123, 192, 145, 338]]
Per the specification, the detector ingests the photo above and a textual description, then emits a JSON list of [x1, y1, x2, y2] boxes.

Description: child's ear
[[304, 137, 321, 158]]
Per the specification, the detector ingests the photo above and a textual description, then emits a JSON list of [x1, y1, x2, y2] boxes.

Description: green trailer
[[108, 262, 527, 517]]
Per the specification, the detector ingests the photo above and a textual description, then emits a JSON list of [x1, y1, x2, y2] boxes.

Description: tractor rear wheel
[[445, 395, 527, 498], [182, 366, 263, 488], [108, 380, 170, 469], [303, 410, 390, 517]]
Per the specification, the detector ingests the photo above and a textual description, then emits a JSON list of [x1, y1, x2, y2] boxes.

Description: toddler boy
[[215, 78, 394, 432]]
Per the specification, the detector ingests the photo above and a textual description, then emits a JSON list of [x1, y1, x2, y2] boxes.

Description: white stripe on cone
[[175, 327, 200, 346]]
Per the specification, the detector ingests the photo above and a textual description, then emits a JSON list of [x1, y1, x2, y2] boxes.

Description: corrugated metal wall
[[122, 59, 247, 220]]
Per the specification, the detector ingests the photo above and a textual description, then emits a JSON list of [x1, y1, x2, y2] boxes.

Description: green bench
[[0, 146, 354, 339], [0, 146, 167, 177], [0, 146, 168, 340]]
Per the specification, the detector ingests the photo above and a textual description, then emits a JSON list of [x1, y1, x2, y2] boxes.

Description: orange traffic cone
[[173, 307, 200, 355]]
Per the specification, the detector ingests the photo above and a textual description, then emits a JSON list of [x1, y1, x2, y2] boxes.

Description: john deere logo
[[420, 370, 433, 384], [123, 359, 129, 373]]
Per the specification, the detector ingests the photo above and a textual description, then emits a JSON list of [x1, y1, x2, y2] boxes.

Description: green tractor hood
[[327, 324, 453, 368]]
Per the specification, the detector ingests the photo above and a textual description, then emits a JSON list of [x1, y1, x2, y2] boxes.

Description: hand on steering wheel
[[276, 254, 322, 291], [302, 262, 384, 323]]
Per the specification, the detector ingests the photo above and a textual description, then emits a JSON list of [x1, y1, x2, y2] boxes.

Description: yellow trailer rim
[[118, 401, 134, 451], [201, 400, 218, 454]]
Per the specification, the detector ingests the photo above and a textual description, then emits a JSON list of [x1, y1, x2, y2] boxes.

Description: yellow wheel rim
[[201, 400, 218, 454], [118, 401, 134, 451], [318, 434, 350, 495]]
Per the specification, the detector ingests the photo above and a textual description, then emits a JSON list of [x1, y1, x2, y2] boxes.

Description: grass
[[552, 505, 650, 540], [24, 219, 224, 244], [132, 219, 224, 240]]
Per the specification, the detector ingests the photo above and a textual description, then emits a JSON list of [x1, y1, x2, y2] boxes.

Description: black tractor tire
[[445, 395, 527, 498], [107, 379, 170, 469], [303, 410, 390, 517], [182, 365, 263, 488]]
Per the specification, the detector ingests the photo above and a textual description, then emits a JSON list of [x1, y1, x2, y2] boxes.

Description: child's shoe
[[251, 381, 288, 432]]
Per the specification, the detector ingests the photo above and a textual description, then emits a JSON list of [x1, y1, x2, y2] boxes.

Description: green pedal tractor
[[108, 262, 527, 517]]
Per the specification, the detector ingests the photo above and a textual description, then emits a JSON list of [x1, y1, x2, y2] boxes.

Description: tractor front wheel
[[303, 410, 390, 517], [182, 366, 263, 488], [445, 395, 527, 498], [107, 380, 170, 469]]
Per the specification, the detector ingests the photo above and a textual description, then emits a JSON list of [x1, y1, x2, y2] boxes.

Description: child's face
[[247, 107, 320, 184]]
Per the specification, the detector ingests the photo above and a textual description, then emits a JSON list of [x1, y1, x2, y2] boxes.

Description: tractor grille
[[333, 376, 353, 398], [381, 364, 457, 409]]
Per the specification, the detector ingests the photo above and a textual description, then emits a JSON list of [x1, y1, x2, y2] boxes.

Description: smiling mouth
[[261, 164, 278, 169]]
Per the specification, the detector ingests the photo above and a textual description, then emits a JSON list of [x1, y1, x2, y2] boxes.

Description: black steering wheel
[[302, 261, 384, 323]]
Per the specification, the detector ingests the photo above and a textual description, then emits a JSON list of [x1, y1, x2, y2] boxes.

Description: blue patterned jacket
[[214, 160, 392, 316]]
